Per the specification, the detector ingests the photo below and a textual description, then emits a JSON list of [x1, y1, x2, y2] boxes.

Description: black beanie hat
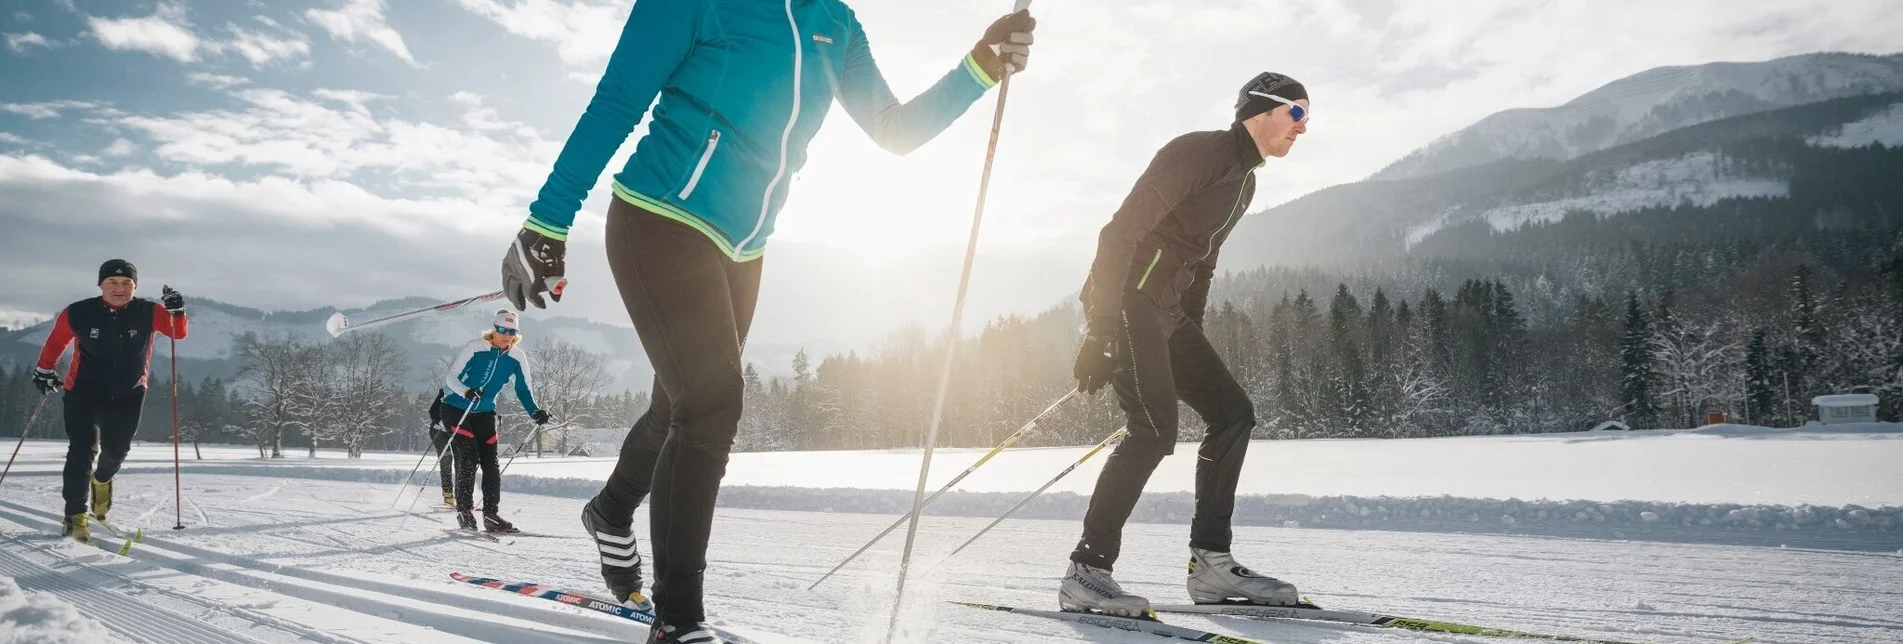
[[1235, 72, 1308, 123], [99, 259, 137, 284]]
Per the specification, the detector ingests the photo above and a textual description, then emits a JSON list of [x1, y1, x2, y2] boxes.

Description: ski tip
[[325, 312, 347, 338]]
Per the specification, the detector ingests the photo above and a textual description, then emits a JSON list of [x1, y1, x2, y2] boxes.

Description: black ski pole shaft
[[887, 3, 1033, 639], [0, 393, 53, 487], [812, 389, 1075, 590]]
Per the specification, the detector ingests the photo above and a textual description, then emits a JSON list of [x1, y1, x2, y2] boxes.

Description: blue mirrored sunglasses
[[494, 325, 518, 336], [1249, 91, 1307, 122]]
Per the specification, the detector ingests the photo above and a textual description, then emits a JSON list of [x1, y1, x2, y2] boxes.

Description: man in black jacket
[[1060, 73, 1310, 617]]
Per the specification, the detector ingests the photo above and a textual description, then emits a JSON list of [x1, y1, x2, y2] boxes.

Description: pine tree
[[1744, 329, 1777, 426], [1620, 292, 1660, 428]]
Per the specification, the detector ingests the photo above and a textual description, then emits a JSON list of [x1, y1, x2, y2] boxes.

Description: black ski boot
[[483, 510, 519, 534], [456, 509, 478, 531], [650, 622, 723, 644], [581, 496, 646, 604]]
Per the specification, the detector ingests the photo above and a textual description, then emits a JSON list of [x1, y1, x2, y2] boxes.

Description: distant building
[[1811, 394, 1879, 425]]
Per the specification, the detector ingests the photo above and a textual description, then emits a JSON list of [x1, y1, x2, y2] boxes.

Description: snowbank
[[0, 576, 113, 644]]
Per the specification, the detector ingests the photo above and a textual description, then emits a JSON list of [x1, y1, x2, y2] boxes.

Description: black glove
[[1071, 332, 1117, 395], [161, 285, 185, 314], [32, 368, 58, 395], [502, 227, 567, 311], [531, 410, 552, 425], [463, 388, 483, 402], [972, 9, 1035, 78], [428, 398, 444, 425]]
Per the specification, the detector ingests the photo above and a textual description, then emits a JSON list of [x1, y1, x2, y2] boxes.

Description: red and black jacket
[[36, 297, 189, 398]]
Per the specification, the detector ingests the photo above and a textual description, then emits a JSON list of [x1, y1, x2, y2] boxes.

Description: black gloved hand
[[32, 368, 58, 395], [972, 9, 1035, 78], [502, 227, 567, 311], [464, 388, 484, 402], [1071, 332, 1117, 395], [531, 410, 552, 426], [161, 285, 185, 314]]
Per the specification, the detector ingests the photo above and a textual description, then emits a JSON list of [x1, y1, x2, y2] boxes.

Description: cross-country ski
[[4, 2, 1901, 644]]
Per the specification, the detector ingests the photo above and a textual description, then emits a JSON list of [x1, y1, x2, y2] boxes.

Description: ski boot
[[455, 509, 478, 531], [90, 477, 113, 520], [650, 621, 723, 644], [1187, 547, 1301, 606], [62, 513, 91, 544], [483, 510, 519, 534], [582, 496, 646, 605], [1058, 560, 1152, 617], [442, 490, 455, 508]]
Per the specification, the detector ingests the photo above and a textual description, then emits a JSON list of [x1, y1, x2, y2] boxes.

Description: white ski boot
[[1187, 547, 1301, 605], [1058, 561, 1152, 617]]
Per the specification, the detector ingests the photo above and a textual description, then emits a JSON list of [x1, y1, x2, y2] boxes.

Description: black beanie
[[1235, 72, 1308, 123], [98, 259, 137, 284]]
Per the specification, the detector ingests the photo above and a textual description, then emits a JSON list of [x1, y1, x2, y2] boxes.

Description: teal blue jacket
[[440, 339, 541, 416], [523, 0, 1003, 261]]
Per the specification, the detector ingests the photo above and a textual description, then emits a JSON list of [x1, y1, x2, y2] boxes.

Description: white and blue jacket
[[441, 339, 542, 416]]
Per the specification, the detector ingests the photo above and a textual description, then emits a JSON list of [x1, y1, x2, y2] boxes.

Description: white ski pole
[[811, 389, 1075, 590], [927, 426, 1128, 574], [887, 1, 1033, 639], [327, 291, 508, 338]]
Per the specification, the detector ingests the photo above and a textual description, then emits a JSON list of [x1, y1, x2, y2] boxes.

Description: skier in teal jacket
[[495, 2, 1036, 640]]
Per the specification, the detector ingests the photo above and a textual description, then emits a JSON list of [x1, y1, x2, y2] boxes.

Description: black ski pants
[[449, 410, 501, 513], [1070, 300, 1256, 571], [430, 399, 457, 496], [62, 388, 145, 517], [594, 199, 761, 625]]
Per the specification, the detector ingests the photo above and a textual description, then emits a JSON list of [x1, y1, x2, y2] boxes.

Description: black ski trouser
[[594, 198, 761, 625], [1070, 300, 1256, 571], [430, 425, 455, 496], [61, 388, 146, 517], [449, 410, 501, 513]]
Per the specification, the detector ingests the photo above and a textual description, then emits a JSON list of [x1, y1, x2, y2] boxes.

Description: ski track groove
[[0, 534, 264, 644]]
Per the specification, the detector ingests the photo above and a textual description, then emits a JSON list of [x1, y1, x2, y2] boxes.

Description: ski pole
[[927, 426, 1128, 575], [0, 393, 53, 487], [888, 2, 1033, 638], [499, 419, 557, 477], [811, 389, 1076, 590], [397, 402, 473, 507], [171, 331, 184, 530], [326, 291, 507, 338]]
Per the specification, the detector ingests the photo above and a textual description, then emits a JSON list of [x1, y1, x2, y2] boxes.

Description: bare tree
[[519, 336, 607, 455], [235, 332, 322, 458], [312, 333, 409, 458]]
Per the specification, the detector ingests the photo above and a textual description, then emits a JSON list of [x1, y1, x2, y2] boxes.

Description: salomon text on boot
[[1058, 560, 1152, 617]]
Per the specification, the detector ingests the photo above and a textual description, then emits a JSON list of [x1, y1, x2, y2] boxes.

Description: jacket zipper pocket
[[679, 129, 721, 200], [1136, 249, 1163, 290]]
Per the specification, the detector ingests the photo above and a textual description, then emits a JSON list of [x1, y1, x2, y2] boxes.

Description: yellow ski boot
[[91, 477, 113, 520], [63, 513, 91, 544]]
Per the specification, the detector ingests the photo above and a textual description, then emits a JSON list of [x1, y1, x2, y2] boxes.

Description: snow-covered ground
[[1, 424, 1898, 643]]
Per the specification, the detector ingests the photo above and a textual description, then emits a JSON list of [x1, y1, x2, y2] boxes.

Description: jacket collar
[[1229, 122, 1266, 168]]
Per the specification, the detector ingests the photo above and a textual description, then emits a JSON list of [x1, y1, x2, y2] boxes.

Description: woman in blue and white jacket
[[440, 309, 550, 534], [494, 2, 1036, 639]]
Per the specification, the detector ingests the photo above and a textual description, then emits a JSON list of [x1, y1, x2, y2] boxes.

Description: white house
[[1812, 394, 1879, 425]]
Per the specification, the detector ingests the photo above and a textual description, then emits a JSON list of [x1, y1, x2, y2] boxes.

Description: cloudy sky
[[1, 0, 1898, 346]]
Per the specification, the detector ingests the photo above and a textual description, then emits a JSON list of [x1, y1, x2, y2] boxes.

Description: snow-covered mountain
[[1372, 52, 1903, 181], [1222, 90, 1903, 271]]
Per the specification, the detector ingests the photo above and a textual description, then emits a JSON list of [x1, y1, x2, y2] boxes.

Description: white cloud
[[5, 32, 55, 53], [449, 0, 626, 72], [102, 138, 138, 157], [0, 133, 28, 145], [87, 3, 201, 63], [222, 21, 310, 67], [1, 100, 102, 119], [186, 72, 250, 89], [305, 0, 418, 65]]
